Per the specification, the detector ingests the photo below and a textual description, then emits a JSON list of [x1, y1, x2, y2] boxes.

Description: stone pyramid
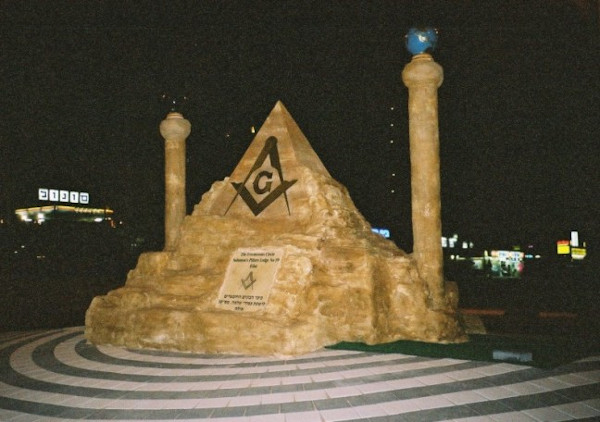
[[85, 101, 465, 356]]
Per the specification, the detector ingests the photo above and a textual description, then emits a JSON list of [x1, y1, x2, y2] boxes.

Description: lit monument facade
[[85, 30, 465, 356], [85, 101, 465, 356]]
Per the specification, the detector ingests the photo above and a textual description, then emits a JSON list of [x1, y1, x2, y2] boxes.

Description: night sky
[[1, 1, 598, 254]]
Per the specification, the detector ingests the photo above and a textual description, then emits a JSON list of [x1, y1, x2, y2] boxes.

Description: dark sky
[[1, 1, 598, 253]]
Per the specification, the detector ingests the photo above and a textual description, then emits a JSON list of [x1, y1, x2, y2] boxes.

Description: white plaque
[[38, 188, 48, 201], [216, 248, 283, 312], [59, 190, 69, 202], [49, 189, 59, 201]]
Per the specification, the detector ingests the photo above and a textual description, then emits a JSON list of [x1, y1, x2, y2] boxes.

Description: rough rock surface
[[85, 101, 466, 356]]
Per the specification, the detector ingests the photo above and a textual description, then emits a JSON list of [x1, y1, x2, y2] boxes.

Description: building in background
[[15, 188, 114, 226], [5, 188, 132, 279]]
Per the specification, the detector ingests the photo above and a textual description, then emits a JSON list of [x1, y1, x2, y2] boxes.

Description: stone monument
[[85, 104, 465, 356], [85, 30, 465, 355]]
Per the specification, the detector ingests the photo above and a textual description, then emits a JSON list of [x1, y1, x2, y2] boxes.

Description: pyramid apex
[[206, 101, 331, 216], [271, 100, 289, 114]]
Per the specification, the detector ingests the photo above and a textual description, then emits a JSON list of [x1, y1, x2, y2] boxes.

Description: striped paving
[[0, 327, 598, 421]]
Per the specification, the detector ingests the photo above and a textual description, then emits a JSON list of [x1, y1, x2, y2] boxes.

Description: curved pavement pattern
[[0, 327, 599, 421]]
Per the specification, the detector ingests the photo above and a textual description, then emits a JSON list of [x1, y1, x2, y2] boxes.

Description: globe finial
[[405, 27, 438, 56]]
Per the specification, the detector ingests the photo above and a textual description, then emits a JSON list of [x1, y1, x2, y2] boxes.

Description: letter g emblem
[[253, 171, 273, 194]]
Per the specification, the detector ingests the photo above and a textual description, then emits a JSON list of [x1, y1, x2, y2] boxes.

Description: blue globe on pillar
[[406, 27, 438, 55]]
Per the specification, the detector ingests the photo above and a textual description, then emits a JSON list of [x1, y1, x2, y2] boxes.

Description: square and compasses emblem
[[225, 136, 297, 216]]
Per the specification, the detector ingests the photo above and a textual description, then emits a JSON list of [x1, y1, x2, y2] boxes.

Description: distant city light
[[372, 228, 391, 238], [557, 240, 570, 255], [572, 247, 586, 259], [15, 205, 113, 224], [442, 234, 474, 250], [570, 230, 579, 247]]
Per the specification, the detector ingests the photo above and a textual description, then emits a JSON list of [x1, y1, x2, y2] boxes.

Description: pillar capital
[[160, 112, 191, 141], [402, 54, 443, 89]]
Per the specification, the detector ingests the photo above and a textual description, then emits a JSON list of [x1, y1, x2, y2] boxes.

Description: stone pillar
[[159, 112, 191, 251], [402, 53, 445, 309]]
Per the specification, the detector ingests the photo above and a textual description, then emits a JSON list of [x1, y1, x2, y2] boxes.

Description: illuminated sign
[[39, 188, 89, 205], [491, 250, 524, 261], [488, 250, 525, 278], [570, 231, 579, 247], [571, 247, 586, 260], [556, 240, 570, 255]]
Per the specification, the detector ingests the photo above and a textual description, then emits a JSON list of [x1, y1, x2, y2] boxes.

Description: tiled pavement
[[0, 327, 599, 421]]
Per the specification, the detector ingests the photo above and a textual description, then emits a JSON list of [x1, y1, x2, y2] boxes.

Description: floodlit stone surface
[[160, 112, 191, 251], [85, 101, 466, 356], [403, 53, 445, 309]]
